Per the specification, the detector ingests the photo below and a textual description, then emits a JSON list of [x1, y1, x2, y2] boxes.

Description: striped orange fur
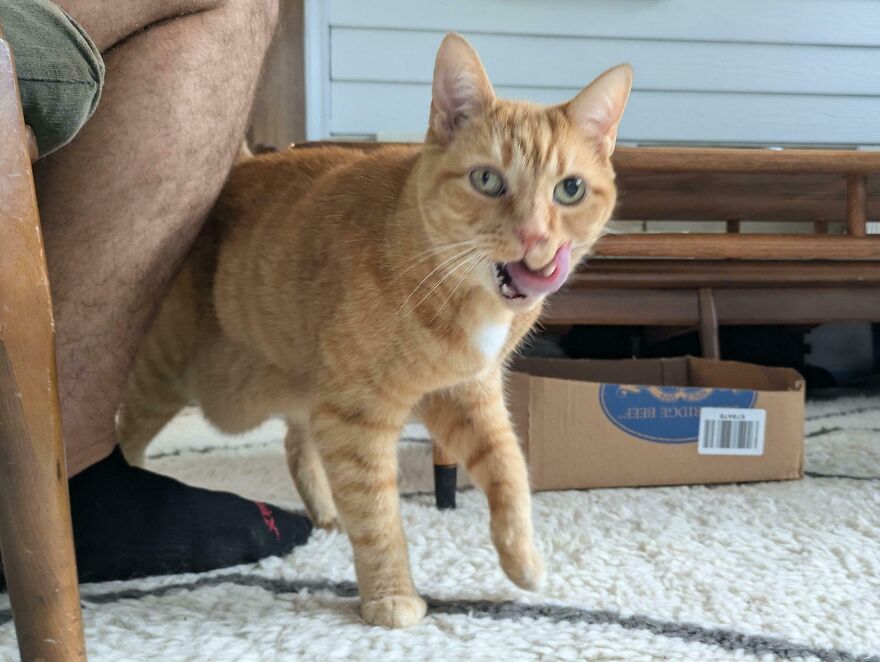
[[118, 34, 632, 628]]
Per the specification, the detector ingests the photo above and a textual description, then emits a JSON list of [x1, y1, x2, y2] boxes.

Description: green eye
[[469, 167, 506, 197], [553, 177, 587, 205]]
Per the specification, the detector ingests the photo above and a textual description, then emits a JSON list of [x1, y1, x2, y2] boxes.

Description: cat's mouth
[[493, 243, 571, 303]]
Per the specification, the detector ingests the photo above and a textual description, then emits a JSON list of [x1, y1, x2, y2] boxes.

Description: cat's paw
[[313, 516, 342, 531], [303, 501, 341, 531], [361, 594, 427, 628], [501, 546, 546, 591]]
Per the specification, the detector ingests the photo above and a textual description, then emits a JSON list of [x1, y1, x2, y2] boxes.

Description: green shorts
[[0, 0, 104, 157]]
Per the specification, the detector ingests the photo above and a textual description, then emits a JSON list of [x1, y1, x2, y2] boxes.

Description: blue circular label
[[599, 384, 757, 444]]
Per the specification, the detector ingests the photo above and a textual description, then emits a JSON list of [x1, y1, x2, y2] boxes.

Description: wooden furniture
[[432, 444, 457, 509], [547, 146, 880, 358], [0, 26, 87, 661], [248, 0, 306, 148]]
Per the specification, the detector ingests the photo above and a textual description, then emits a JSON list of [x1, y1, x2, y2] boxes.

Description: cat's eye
[[469, 167, 506, 198], [553, 177, 587, 206]]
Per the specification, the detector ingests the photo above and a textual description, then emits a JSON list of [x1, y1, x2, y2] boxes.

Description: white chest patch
[[473, 321, 510, 361]]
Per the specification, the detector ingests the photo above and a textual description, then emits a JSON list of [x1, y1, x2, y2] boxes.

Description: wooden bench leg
[[433, 443, 457, 510], [846, 174, 868, 238], [698, 288, 721, 360]]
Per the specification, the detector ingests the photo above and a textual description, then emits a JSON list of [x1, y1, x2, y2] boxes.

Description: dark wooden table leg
[[433, 443, 457, 510], [0, 34, 87, 661]]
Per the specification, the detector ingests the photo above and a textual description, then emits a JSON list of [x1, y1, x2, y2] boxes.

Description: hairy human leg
[[56, 0, 235, 52], [37, 0, 277, 476]]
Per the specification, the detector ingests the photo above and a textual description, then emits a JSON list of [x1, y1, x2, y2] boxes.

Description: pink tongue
[[506, 243, 571, 297]]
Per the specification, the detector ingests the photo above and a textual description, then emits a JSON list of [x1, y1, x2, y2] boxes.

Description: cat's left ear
[[565, 64, 633, 158], [428, 33, 496, 145]]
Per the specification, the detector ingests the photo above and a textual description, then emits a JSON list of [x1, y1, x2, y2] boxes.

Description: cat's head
[[416, 34, 632, 312]]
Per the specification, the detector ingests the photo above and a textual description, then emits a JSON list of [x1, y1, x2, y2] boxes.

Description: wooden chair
[[0, 25, 87, 661]]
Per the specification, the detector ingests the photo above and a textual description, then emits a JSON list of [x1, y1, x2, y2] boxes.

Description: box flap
[[513, 357, 672, 385], [687, 357, 804, 392], [513, 356, 804, 392]]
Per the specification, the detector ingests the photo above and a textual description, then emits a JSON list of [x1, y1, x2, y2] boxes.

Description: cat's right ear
[[428, 33, 496, 146], [565, 64, 633, 158]]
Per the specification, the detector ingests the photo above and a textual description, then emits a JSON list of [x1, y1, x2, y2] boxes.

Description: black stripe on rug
[[807, 426, 880, 439], [807, 427, 845, 439], [3, 573, 876, 661], [806, 405, 880, 422], [805, 471, 880, 481]]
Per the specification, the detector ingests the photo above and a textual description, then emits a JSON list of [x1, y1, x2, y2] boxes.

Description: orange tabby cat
[[118, 34, 632, 628]]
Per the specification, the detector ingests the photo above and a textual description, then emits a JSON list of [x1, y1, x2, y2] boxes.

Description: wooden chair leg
[[0, 35, 87, 662], [698, 288, 721, 360], [433, 443, 457, 510]]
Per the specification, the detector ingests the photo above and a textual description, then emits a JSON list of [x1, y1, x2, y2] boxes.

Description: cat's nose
[[520, 233, 557, 273], [518, 228, 549, 252]]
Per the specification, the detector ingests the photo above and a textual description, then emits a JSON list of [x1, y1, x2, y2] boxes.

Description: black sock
[[45, 446, 312, 584]]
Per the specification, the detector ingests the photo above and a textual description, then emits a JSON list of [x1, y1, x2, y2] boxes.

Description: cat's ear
[[565, 64, 633, 158], [429, 33, 496, 145]]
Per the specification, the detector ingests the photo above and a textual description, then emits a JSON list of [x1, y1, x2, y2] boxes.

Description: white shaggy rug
[[2, 393, 880, 661]]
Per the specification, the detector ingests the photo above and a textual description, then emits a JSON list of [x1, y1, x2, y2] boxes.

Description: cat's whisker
[[408, 249, 479, 313], [399, 247, 478, 312], [400, 240, 480, 274], [404, 241, 472, 272], [430, 254, 487, 322]]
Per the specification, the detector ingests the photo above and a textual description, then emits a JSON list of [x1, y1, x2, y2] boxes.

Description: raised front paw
[[500, 544, 546, 591], [361, 594, 427, 628]]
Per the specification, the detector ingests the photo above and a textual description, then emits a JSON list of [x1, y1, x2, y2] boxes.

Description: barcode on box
[[698, 408, 766, 456]]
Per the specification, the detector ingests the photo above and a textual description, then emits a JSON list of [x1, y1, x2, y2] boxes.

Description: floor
[[1, 393, 878, 661]]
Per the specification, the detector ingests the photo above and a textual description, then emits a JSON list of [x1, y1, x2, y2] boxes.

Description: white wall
[[305, 0, 880, 146]]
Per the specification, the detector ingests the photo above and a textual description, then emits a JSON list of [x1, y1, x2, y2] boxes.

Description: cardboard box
[[509, 357, 805, 491]]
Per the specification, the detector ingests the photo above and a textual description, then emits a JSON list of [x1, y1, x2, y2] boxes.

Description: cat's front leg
[[420, 370, 545, 590], [310, 393, 426, 628]]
